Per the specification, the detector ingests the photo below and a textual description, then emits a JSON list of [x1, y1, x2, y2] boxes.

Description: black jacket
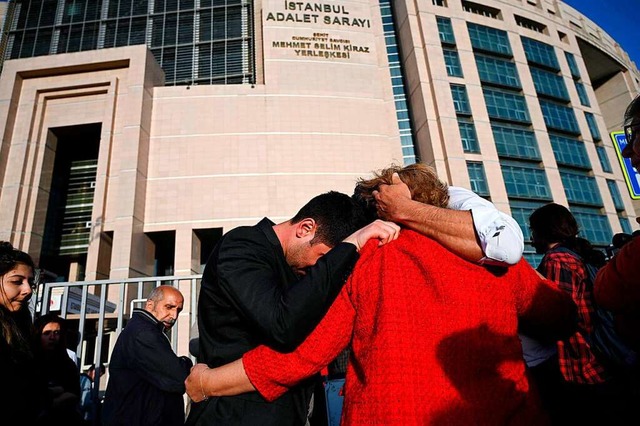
[[186, 218, 358, 426], [103, 309, 192, 426]]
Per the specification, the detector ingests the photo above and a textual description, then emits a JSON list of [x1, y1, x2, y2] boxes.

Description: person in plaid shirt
[[528, 203, 633, 425]]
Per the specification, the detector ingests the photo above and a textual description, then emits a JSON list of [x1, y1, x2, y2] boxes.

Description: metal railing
[[33, 274, 202, 425]]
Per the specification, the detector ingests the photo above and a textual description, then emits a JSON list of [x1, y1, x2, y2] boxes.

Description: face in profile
[[0, 263, 34, 312], [147, 290, 184, 330], [286, 240, 331, 277], [623, 118, 640, 171]]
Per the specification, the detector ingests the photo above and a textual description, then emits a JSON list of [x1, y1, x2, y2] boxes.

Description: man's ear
[[145, 300, 154, 312], [295, 218, 317, 239]]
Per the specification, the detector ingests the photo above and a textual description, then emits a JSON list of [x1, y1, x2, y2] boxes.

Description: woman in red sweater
[[187, 165, 576, 425]]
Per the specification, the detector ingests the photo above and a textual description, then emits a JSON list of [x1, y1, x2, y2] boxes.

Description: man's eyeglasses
[[624, 123, 640, 144]]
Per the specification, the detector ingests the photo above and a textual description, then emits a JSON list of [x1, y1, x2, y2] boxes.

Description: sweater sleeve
[[594, 237, 640, 311], [513, 259, 577, 341], [243, 284, 356, 401]]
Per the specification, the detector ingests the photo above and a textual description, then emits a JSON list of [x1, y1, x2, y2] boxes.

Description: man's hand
[[372, 173, 412, 221], [186, 363, 210, 403], [343, 219, 401, 251]]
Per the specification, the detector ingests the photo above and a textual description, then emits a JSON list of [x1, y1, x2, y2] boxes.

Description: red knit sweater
[[594, 236, 640, 351], [244, 231, 573, 425]]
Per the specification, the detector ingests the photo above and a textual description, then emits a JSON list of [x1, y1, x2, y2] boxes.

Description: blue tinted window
[[619, 216, 633, 234], [585, 112, 601, 141], [560, 170, 603, 206], [549, 134, 590, 169], [565, 51, 580, 78], [443, 48, 463, 77], [574, 82, 590, 107], [539, 100, 580, 134], [458, 118, 480, 153], [521, 36, 560, 70], [451, 84, 471, 115], [607, 180, 625, 210], [467, 162, 489, 196], [483, 87, 530, 122], [475, 54, 521, 88], [530, 67, 569, 101], [597, 146, 613, 173], [437, 16, 456, 44], [572, 205, 613, 245], [468, 23, 512, 56], [501, 161, 552, 199], [380, 0, 416, 165], [492, 123, 540, 160]]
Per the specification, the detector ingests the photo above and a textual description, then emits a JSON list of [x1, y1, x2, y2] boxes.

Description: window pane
[[501, 162, 552, 199], [459, 118, 480, 153], [560, 170, 603, 206], [468, 23, 512, 56], [467, 162, 489, 196], [483, 87, 530, 122], [492, 123, 540, 160], [475, 54, 521, 88], [549, 134, 590, 169], [521, 36, 560, 70]]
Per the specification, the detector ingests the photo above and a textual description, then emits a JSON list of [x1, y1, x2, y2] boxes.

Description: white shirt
[[447, 186, 524, 266]]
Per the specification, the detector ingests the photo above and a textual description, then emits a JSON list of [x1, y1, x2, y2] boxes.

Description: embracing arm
[[187, 283, 356, 402], [216, 220, 398, 352], [374, 175, 523, 266]]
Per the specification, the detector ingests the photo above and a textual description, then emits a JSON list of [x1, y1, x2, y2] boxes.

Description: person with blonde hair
[[186, 164, 575, 425]]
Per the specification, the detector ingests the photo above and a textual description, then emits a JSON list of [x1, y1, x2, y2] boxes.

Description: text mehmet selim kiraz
[[268, 2, 372, 59]]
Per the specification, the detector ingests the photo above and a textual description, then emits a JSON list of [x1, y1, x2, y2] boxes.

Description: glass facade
[[380, 0, 417, 165], [483, 87, 530, 122], [596, 145, 612, 172], [521, 36, 560, 70], [437, 16, 456, 44], [530, 67, 569, 100], [560, 170, 603, 206], [574, 81, 591, 107], [492, 123, 540, 160], [458, 118, 480, 153], [467, 162, 489, 196], [572, 206, 613, 245], [5, 0, 255, 86], [565, 51, 580, 77], [549, 134, 590, 169], [475, 54, 520, 88], [468, 23, 512, 56], [539, 100, 580, 134], [451, 84, 471, 115], [584, 112, 601, 140], [501, 161, 552, 200], [607, 179, 625, 211], [443, 48, 463, 77]]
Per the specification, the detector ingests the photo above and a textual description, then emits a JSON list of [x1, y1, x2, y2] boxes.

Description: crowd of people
[[1, 95, 639, 426]]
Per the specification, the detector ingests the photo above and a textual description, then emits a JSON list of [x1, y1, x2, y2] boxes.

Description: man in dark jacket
[[103, 285, 192, 426], [186, 191, 400, 426]]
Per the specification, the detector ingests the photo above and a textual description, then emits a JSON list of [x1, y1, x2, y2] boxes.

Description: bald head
[[145, 285, 184, 330]]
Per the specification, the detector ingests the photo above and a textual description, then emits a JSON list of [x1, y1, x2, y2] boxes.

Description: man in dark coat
[[103, 285, 193, 426], [185, 191, 399, 426]]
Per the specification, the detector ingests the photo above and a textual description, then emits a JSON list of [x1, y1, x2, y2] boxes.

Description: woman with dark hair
[[527, 203, 633, 424], [0, 240, 48, 425], [34, 313, 83, 424]]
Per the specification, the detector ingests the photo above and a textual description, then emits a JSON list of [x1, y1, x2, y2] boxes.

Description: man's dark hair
[[624, 94, 640, 126], [291, 191, 368, 247], [529, 203, 578, 247]]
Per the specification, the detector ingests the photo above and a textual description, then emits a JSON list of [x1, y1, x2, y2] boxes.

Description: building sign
[[265, 1, 373, 61], [610, 131, 640, 199]]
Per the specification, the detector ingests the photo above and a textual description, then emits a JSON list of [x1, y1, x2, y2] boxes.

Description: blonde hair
[[354, 163, 449, 214]]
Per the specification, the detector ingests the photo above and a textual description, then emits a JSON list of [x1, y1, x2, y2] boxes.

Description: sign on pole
[[610, 131, 640, 200]]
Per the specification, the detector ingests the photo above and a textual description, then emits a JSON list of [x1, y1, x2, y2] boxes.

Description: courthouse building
[[0, 0, 638, 304]]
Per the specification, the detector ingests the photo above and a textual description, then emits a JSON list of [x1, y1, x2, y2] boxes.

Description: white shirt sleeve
[[447, 186, 524, 266]]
